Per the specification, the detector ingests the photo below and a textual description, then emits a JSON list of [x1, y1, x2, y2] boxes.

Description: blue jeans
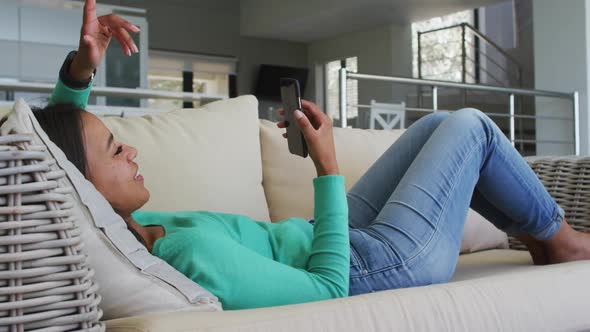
[[347, 108, 565, 295]]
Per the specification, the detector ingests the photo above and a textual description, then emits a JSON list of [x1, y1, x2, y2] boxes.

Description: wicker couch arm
[[509, 155, 590, 249]]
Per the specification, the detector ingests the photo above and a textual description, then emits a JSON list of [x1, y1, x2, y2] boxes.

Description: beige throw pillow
[[101, 96, 270, 222], [259, 119, 508, 254], [1, 99, 222, 320]]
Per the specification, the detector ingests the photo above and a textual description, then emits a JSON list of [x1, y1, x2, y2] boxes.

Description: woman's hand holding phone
[[276, 100, 340, 177], [69, 0, 140, 81]]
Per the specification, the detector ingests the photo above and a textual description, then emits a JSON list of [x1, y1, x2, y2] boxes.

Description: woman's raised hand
[[276, 100, 340, 177], [69, 0, 140, 81]]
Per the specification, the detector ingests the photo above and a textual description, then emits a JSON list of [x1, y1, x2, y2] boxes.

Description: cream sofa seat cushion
[[102, 95, 270, 222], [259, 120, 508, 253], [1, 99, 221, 321], [105, 250, 590, 331]]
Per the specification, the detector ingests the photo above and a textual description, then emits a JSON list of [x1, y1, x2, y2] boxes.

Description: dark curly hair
[[32, 103, 89, 178]]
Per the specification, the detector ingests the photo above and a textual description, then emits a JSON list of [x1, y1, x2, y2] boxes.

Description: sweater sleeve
[[48, 79, 92, 109], [158, 175, 350, 310]]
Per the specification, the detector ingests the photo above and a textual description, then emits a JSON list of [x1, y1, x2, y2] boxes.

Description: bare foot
[[540, 219, 590, 264], [515, 234, 549, 265], [546, 230, 590, 264]]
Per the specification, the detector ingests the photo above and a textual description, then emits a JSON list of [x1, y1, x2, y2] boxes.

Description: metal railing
[[0, 80, 225, 102], [0, 80, 226, 117], [418, 23, 522, 88], [338, 69, 580, 156]]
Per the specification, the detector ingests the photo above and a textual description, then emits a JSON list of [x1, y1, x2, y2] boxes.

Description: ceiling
[[240, 0, 508, 42]]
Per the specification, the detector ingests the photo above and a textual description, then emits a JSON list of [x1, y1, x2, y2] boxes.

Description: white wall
[[100, 0, 308, 97], [307, 23, 412, 128], [533, 0, 587, 155], [118, 0, 417, 125]]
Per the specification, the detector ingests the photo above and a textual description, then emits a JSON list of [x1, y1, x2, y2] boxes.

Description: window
[[324, 57, 358, 123], [148, 50, 236, 110], [147, 71, 183, 110], [412, 10, 475, 83]]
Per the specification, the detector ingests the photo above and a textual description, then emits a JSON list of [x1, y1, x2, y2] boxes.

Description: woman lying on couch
[[34, 0, 590, 310]]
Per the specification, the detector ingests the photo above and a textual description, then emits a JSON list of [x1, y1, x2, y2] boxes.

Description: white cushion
[[105, 250, 590, 331], [259, 119, 508, 253], [1, 99, 222, 320], [101, 95, 270, 222]]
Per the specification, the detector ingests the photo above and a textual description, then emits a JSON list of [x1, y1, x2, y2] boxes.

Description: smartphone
[[280, 78, 308, 158]]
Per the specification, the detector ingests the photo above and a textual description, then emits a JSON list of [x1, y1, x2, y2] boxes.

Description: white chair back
[[369, 100, 406, 130]]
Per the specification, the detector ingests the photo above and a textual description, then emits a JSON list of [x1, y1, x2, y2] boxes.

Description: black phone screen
[[280, 78, 308, 158]]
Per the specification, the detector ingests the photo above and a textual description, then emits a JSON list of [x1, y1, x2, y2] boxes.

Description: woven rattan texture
[[0, 133, 103, 331], [508, 156, 590, 250]]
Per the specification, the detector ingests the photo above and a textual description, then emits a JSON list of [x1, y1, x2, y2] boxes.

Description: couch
[[2, 96, 589, 331]]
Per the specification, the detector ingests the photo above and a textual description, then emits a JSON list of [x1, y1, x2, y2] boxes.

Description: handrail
[[349, 103, 573, 122], [463, 23, 521, 69], [419, 23, 464, 35], [346, 73, 571, 98], [420, 23, 521, 69], [338, 69, 580, 156], [423, 43, 512, 86], [465, 54, 507, 87], [418, 22, 522, 87], [0, 80, 225, 101], [465, 40, 518, 81]]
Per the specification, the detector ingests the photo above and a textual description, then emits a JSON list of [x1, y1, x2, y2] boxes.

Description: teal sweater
[[50, 78, 350, 310]]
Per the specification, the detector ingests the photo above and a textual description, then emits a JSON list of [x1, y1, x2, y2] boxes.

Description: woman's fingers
[[300, 99, 326, 128], [276, 102, 326, 141], [293, 109, 317, 140], [301, 99, 320, 113], [98, 14, 140, 34], [83, 0, 97, 26], [118, 27, 138, 53], [108, 27, 135, 56], [119, 19, 140, 33], [104, 26, 130, 56], [98, 23, 112, 38], [98, 14, 139, 54], [95, 23, 113, 48], [111, 31, 131, 56]]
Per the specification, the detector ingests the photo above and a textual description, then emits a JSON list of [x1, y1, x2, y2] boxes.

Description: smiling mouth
[[134, 168, 143, 181]]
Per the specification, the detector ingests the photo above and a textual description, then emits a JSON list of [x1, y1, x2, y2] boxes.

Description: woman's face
[[80, 112, 150, 216]]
